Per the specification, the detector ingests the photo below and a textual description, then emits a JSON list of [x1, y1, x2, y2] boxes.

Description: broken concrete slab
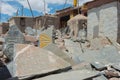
[[44, 43, 76, 66], [34, 70, 99, 80], [7, 44, 71, 77]]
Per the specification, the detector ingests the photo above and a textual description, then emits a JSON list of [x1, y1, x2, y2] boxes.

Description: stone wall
[[87, 2, 119, 43]]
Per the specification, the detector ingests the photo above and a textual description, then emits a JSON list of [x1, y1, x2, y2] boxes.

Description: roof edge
[[85, 0, 119, 10]]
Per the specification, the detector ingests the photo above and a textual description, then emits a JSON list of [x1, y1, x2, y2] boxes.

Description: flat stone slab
[[112, 63, 120, 71], [34, 70, 99, 80], [64, 39, 82, 56], [93, 75, 107, 80], [44, 44, 75, 65], [79, 45, 120, 70], [8, 44, 71, 77], [64, 39, 83, 63], [72, 62, 92, 70]]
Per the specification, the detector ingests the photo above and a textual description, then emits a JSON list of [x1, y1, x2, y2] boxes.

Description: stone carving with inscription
[[3, 25, 25, 61]]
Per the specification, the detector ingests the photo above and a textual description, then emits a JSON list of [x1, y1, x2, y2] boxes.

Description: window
[[20, 18, 25, 26]]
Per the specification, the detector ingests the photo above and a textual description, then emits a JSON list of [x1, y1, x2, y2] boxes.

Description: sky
[[0, 0, 92, 22]]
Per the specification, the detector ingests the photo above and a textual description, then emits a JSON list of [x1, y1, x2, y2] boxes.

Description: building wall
[[0, 23, 9, 34], [88, 2, 118, 43], [25, 18, 35, 28], [35, 15, 59, 29], [35, 16, 42, 29], [9, 17, 35, 33]]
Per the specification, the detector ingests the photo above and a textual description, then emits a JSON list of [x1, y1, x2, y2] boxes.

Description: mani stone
[[39, 26, 54, 48], [3, 25, 25, 60], [4, 25, 24, 44], [7, 44, 71, 77]]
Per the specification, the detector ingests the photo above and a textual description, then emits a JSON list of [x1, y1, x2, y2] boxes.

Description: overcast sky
[[0, 0, 92, 22]]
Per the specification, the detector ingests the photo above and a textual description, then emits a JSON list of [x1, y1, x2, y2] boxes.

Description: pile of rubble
[[0, 25, 120, 80]]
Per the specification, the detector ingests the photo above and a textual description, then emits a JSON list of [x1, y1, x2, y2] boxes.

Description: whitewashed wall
[[87, 2, 118, 42]]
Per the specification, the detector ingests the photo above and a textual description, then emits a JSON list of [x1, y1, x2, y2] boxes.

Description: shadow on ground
[[0, 60, 12, 80]]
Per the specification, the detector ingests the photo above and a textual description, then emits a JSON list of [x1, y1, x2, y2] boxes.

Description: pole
[[43, 0, 46, 15], [78, 0, 80, 14], [21, 6, 24, 16], [27, 0, 34, 18], [0, 1, 2, 22], [16, 9, 19, 16], [63, 0, 67, 9]]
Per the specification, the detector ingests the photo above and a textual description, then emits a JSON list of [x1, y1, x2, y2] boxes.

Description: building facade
[[9, 16, 35, 33], [35, 15, 59, 29], [0, 22, 9, 34], [86, 0, 120, 43]]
